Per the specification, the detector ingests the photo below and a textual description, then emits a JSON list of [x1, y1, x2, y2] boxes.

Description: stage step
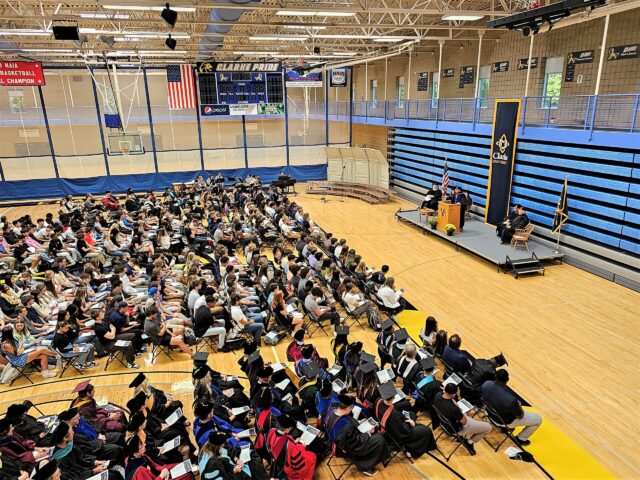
[[504, 253, 545, 278]]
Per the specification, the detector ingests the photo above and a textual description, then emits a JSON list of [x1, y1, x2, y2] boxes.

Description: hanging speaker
[[52, 25, 80, 41], [161, 3, 178, 27], [313, 46, 320, 54], [165, 34, 177, 50]]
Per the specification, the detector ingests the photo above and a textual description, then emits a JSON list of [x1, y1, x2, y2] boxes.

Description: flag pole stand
[[554, 226, 562, 254]]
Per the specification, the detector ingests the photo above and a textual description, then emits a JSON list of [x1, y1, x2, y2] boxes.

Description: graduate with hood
[[5, 403, 48, 446], [123, 435, 194, 480], [324, 394, 389, 477], [373, 382, 437, 458], [70, 380, 127, 433], [265, 414, 316, 480], [129, 373, 184, 421]]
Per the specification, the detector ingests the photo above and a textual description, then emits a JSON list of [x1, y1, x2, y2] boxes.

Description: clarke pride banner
[[485, 100, 521, 225], [0, 61, 45, 86]]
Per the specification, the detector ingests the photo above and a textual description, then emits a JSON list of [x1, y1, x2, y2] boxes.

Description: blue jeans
[[242, 322, 263, 344]]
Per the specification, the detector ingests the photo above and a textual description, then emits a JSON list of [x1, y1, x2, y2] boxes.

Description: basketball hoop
[[120, 147, 130, 156]]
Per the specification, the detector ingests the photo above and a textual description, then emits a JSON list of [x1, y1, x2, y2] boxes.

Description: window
[[371, 79, 378, 108], [477, 65, 491, 108], [396, 76, 405, 107], [542, 57, 563, 109], [431, 72, 439, 109]]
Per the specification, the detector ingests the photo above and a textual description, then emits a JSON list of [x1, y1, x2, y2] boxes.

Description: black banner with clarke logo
[[485, 100, 521, 225]]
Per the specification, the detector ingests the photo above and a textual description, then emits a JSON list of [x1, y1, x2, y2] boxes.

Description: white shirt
[[193, 294, 207, 312], [343, 291, 364, 311], [231, 305, 247, 325], [377, 285, 402, 308], [187, 289, 200, 310]]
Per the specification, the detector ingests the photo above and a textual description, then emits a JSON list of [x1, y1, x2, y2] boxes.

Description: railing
[[349, 94, 640, 134]]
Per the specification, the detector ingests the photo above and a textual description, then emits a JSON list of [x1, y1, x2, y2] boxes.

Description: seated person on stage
[[374, 382, 437, 458], [500, 205, 530, 244], [433, 383, 491, 455], [481, 369, 542, 445], [421, 183, 442, 211], [496, 204, 522, 238], [324, 394, 390, 477]]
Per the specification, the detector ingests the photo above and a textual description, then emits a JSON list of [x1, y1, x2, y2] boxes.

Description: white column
[[365, 61, 369, 102], [437, 40, 444, 100], [407, 50, 413, 100], [524, 33, 535, 97], [384, 57, 388, 100], [474, 33, 484, 98], [594, 14, 610, 96]]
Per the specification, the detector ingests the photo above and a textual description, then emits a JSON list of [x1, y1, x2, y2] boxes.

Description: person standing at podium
[[451, 186, 470, 231]]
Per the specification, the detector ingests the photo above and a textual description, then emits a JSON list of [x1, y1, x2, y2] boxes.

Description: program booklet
[[164, 408, 183, 427]]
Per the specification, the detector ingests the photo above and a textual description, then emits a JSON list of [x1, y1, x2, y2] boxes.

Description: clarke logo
[[493, 133, 510, 161]]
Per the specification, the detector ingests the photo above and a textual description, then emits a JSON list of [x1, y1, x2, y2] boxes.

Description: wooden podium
[[437, 201, 461, 233]]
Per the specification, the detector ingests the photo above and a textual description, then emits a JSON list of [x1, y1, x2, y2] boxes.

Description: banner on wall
[[285, 69, 323, 87], [330, 68, 347, 87], [417, 72, 429, 91], [567, 50, 594, 64], [197, 61, 282, 73], [517, 57, 538, 70], [607, 44, 638, 61], [0, 61, 45, 86], [442, 68, 455, 77], [485, 99, 521, 226], [492, 61, 509, 73], [201, 103, 284, 116]]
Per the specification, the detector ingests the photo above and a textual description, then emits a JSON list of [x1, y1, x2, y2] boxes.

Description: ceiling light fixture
[[104, 5, 195, 12], [283, 25, 327, 30], [249, 35, 308, 41], [79, 13, 130, 19], [276, 10, 356, 17], [0, 29, 51, 36], [161, 3, 178, 27], [441, 14, 485, 21], [165, 34, 177, 50]]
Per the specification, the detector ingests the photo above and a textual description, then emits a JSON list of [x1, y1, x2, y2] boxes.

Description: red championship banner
[[0, 61, 46, 86]]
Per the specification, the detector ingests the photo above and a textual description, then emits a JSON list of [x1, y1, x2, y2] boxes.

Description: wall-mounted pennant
[[492, 61, 509, 73], [517, 58, 538, 70], [567, 50, 594, 64], [442, 68, 455, 78]]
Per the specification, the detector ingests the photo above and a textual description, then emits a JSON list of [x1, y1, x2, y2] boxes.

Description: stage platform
[[395, 209, 563, 271]]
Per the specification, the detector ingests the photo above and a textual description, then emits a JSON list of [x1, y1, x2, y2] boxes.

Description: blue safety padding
[[627, 198, 640, 210], [0, 164, 327, 201], [513, 165, 630, 191], [623, 211, 640, 226], [632, 168, 640, 180], [630, 184, 640, 195]]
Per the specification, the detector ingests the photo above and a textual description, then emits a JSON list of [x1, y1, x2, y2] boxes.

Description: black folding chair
[[326, 443, 355, 480], [432, 404, 466, 462], [103, 341, 131, 371], [54, 349, 85, 378], [481, 401, 522, 452], [151, 341, 174, 363], [2, 353, 41, 386], [302, 303, 331, 337]]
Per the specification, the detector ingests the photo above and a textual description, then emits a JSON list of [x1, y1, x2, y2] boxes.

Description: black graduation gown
[[414, 372, 443, 426], [375, 401, 436, 458], [325, 412, 389, 471], [11, 414, 48, 446], [396, 356, 421, 394], [199, 455, 236, 479]]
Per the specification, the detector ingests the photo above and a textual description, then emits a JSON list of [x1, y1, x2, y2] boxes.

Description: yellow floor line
[[395, 310, 617, 480]]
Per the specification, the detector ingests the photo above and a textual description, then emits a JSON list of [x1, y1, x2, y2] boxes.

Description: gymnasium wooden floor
[[1, 189, 639, 479]]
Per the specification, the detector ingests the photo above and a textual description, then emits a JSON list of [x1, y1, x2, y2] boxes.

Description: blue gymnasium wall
[[388, 127, 640, 257], [0, 164, 327, 202]]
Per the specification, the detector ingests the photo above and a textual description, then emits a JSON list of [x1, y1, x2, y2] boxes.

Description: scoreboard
[[197, 61, 285, 116]]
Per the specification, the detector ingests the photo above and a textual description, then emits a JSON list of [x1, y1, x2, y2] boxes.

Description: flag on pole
[[167, 64, 196, 109], [441, 160, 449, 196], [552, 177, 569, 233]]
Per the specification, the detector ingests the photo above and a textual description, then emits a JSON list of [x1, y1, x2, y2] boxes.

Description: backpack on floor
[[367, 310, 382, 331], [220, 336, 247, 352], [0, 365, 19, 385]]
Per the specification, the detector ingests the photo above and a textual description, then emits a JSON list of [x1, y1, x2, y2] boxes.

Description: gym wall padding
[[388, 126, 640, 257]]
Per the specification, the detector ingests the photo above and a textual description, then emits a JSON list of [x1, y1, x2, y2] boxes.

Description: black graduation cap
[[277, 414, 296, 429], [419, 356, 436, 371], [208, 431, 227, 446], [193, 351, 209, 365], [337, 394, 356, 406], [394, 328, 409, 342], [293, 329, 306, 342], [128, 373, 147, 388], [300, 344, 314, 358], [360, 362, 378, 374], [194, 402, 213, 418], [50, 422, 70, 445], [6, 403, 29, 418], [244, 341, 258, 355], [360, 352, 375, 364], [335, 325, 349, 336], [32, 459, 58, 480], [193, 365, 211, 380], [57, 408, 78, 422], [127, 411, 146, 432], [126, 391, 147, 412], [318, 378, 333, 397], [381, 319, 394, 331], [257, 366, 274, 378], [378, 381, 397, 401], [247, 350, 262, 365], [124, 434, 142, 458], [301, 361, 320, 379], [0, 417, 13, 434]]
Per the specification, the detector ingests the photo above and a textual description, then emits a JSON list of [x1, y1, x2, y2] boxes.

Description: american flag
[[167, 64, 196, 109], [441, 160, 449, 196]]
